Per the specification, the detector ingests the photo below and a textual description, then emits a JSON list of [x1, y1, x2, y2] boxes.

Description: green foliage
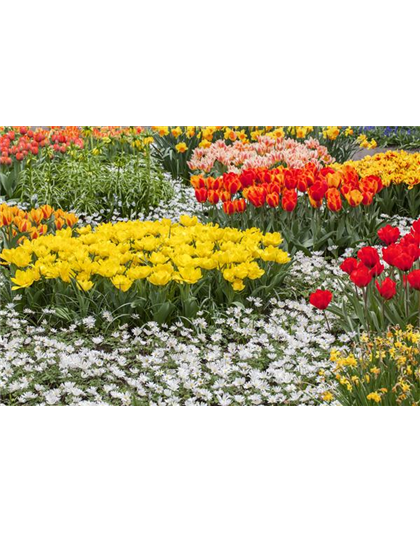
[[18, 149, 172, 218], [376, 184, 420, 219]]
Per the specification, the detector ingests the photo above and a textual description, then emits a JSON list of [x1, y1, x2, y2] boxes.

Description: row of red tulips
[[192, 164, 383, 214], [309, 219, 420, 332]]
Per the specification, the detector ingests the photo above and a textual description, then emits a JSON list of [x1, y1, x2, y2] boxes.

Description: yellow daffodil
[[175, 142, 188, 153], [322, 392, 334, 402], [367, 392, 382, 403]]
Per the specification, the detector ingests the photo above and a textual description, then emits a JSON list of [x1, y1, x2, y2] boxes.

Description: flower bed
[[188, 136, 333, 175], [337, 151, 420, 188], [191, 164, 384, 254], [0, 203, 78, 247], [1, 126, 420, 407], [0, 215, 290, 324], [330, 327, 420, 406], [334, 151, 420, 218], [151, 126, 377, 184], [309, 219, 420, 333]]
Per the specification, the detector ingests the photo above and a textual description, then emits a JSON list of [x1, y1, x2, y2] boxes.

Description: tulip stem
[[323, 310, 332, 334], [418, 292, 420, 328], [363, 287, 369, 332], [381, 299, 385, 332]]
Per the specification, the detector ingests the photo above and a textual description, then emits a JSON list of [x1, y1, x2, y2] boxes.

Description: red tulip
[[350, 265, 373, 287], [191, 175, 206, 189], [370, 262, 384, 277], [284, 169, 297, 190], [340, 257, 359, 275], [377, 225, 400, 245], [267, 182, 281, 195], [407, 269, 420, 290], [382, 244, 401, 267], [309, 289, 333, 310], [393, 252, 414, 272], [362, 192, 374, 206], [319, 167, 336, 178], [297, 178, 308, 192], [239, 170, 257, 188], [195, 188, 207, 203], [376, 278, 396, 300], [282, 189, 297, 212], [309, 181, 328, 202], [406, 244, 420, 261], [358, 246, 380, 268], [222, 201, 235, 215]]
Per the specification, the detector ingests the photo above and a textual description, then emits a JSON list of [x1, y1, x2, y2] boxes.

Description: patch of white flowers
[[0, 299, 346, 406]]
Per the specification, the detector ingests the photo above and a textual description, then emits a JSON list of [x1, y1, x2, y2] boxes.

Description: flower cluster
[[335, 150, 420, 189], [0, 296, 341, 406], [151, 126, 367, 148], [1, 215, 290, 293], [330, 327, 420, 405], [340, 220, 420, 292], [192, 164, 383, 213], [0, 127, 152, 169], [0, 127, 84, 166], [151, 126, 278, 148], [188, 136, 333, 175], [0, 203, 78, 244]]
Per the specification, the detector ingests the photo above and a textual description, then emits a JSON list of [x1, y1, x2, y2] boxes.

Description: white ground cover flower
[[0, 297, 345, 406]]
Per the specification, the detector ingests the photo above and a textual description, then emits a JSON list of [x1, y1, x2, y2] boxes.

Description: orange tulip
[[29, 209, 43, 225], [55, 217, 65, 230], [207, 190, 220, 204], [266, 192, 280, 208], [219, 190, 231, 203], [222, 201, 235, 215], [247, 186, 266, 208], [65, 213, 78, 227], [326, 171, 341, 189], [191, 174, 206, 189], [233, 199, 246, 212], [345, 189, 363, 207], [326, 188, 342, 211], [41, 205, 54, 219]]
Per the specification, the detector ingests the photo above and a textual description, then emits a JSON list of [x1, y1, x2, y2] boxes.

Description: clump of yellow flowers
[[1, 215, 290, 297], [336, 150, 420, 188], [151, 126, 365, 145], [329, 327, 420, 406], [151, 126, 277, 148]]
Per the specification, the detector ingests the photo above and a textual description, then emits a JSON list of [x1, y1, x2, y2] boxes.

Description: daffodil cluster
[[1, 215, 290, 297], [151, 126, 277, 149], [329, 327, 420, 406]]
